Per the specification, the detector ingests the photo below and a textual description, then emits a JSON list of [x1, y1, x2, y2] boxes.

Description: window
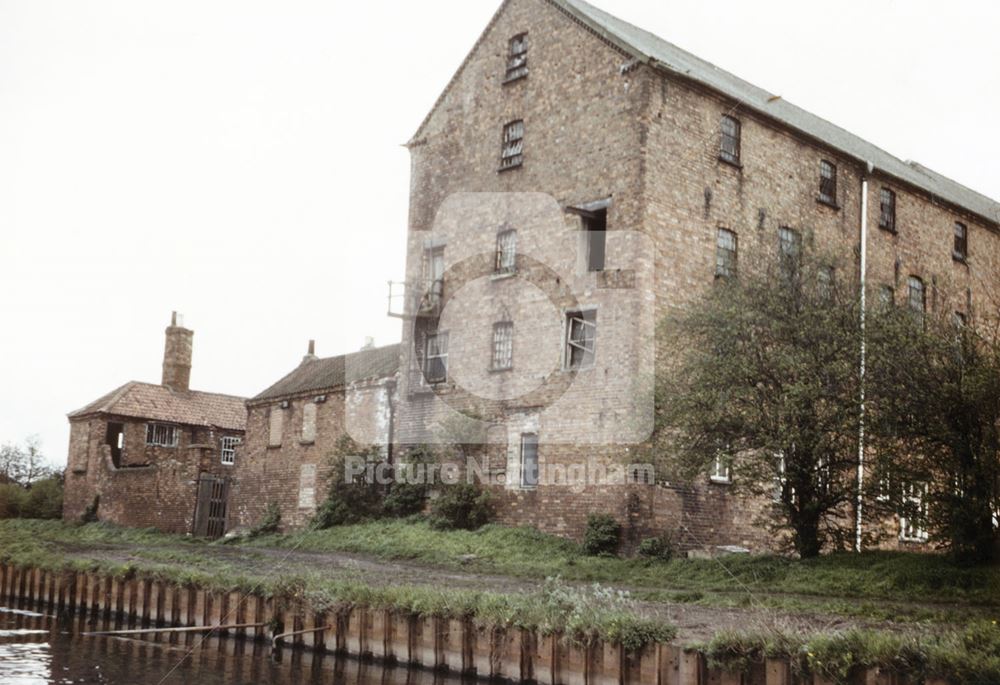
[[220, 436, 240, 466], [773, 453, 786, 502], [715, 228, 737, 279], [818, 265, 835, 299], [565, 310, 596, 370], [953, 311, 967, 328], [424, 332, 449, 384], [584, 209, 607, 272], [879, 285, 895, 308], [495, 229, 517, 275], [145, 423, 178, 448], [105, 422, 124, 467], [719, 115, 741, 165], [900, 482, 929, 542], [907, 276, 925, 316], [778, 227, 801, 279], [301, 402, 317, 444], [268, 406, 284, 447], [818, 160, 837, 206], [953, 222, 968, 262], [491, 321, 513, 370], [879, 188, 896, 232], [520, 433, 539, 488], [710, 454, 731, 484], [421, 247, 445, 312], [500, 120, 524, 170], [504, 33, 528, 82]]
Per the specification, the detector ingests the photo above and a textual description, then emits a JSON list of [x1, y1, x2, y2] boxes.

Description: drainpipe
[[856, 162, 873, 553]]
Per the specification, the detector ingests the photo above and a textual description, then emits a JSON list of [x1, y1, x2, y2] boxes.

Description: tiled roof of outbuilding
[[68, 382, 246, 431], [552, 0, 1000, 225], [252, 343, 400, 403]]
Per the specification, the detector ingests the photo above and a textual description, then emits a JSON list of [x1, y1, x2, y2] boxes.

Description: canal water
[[0, 604, 466, 685]]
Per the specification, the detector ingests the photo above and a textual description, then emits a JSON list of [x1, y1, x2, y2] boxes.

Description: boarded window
[[220, 436, 240, 465], [953, 222, 968, 262], [505, 33, 528, 82], [268, 407, 284, 447], [298, 463, 317, 510], [500, 120, 524, 170], [719, 115, 741, 165], [715, 228, 737, 279], [565, 310, 596, 370], [492, 321, 513, 370], [495, 229, 517, 274], [424, 332, 449, 384], [145, 423, 178, 447], [301, 402, 317, 444], [819, 160, 837, 205], [879, 188, 896, 232], [520, 433, 539, 488]]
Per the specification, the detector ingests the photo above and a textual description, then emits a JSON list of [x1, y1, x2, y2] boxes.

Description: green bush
[[383, 447, 432, 518], [637, 534, 674, 561], [429, 484, 492, 531], [583, 514, 620, 556], [21, 477, 63, 519], [313, 436, 386, 529], [249, 502, 281, 537], [81, 495, 100, 523], [0, 483, 27, 518]]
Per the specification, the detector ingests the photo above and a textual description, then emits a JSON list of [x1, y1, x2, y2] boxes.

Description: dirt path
[[53, 541, 951, 643]]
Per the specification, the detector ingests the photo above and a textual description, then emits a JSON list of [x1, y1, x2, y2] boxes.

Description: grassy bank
[[0, 519, 673, 650]]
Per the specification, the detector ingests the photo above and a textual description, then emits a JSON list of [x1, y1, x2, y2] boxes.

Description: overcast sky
[[1, 0, 997, 467]]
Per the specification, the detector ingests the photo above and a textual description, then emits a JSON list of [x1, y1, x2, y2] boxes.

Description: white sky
[[1, 0, 997, 467]]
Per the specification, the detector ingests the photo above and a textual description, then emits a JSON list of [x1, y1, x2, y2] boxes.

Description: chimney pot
[[308, 339, 315, 355]]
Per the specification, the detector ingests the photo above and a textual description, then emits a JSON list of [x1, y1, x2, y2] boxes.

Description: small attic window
[[504, 33, 528, 83]]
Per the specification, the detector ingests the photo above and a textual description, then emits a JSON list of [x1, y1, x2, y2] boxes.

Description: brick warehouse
[[64, 0, 1000, 551], [63, 313, 246, 536]]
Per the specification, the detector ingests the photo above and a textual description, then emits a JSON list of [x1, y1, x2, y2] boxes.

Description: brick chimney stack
[[162, 311, 193, 392]]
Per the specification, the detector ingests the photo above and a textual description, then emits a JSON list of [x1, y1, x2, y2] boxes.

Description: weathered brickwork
[[394, 0, 1000, 552]]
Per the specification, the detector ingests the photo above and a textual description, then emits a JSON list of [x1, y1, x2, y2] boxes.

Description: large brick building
[[63, 313, 246, 536], [389, 0, 1000, 552]]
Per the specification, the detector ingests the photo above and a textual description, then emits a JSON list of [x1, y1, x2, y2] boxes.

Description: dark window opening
[[423, 331, 449, 384], [585, 209, 607, 272], [504, 33, 528, 82], [500, 120, 524, 170], [819, 160, 837, 205], [953, 222, 968, 262], [879, 188, 896, 232], [105, 422, 124, 468], [565, 310, 596, 370], [719, 115, 741, 165]]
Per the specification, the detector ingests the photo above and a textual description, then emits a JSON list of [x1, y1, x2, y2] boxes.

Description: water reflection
[[0, 602, 468, 685]]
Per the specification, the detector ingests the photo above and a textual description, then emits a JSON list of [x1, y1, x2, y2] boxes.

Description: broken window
[[520, 433, 539, 488], [900, 482, 929, 542], [565, 310, 596, 370], [879, 188, 896, 232], [907, 276, 925, 318], [220, 436, 240, 465], [495, 229, 517, 275], [778, 227, 801, 280], [710, 454, 731, 483], [301, 402, 317, 444], [421, 246, 445, 312], [145, 423, 178, 448], [268, 406, 284, 447], [584, 208, 607, 272], [500, 120, 524, 170], [819, 160, 837, 205], [105, 422, 124, 467], [719, 115, 741, 165], [953, 222, 968, 262], [505, 33, 528, 82], [715, 228, 737, 279], [424, 332, 449, 384], [492, 321, 513, 370]]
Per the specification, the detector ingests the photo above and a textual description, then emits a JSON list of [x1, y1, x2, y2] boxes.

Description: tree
[[868, 306, 1000, 563], [653, 258, 870, 558], [0, 435, 51, 486]]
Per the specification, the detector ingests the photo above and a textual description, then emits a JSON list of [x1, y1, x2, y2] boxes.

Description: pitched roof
[[68, 382, 247, 431], [552, 0, 1000, 225], [252, 343, 400, 403]]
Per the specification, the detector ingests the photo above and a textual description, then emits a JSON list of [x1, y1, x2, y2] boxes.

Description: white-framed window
[[145, 423, 178, 448], [900, 482, 929, 542], [495, 229, 517, 275], [492, 321, 513, 370], [565, 310, 596, 370], [710, 454, 731, 483], [220, 436, 241, 465], [424, 332, 449, 384], [520, 433, 539, 488]]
